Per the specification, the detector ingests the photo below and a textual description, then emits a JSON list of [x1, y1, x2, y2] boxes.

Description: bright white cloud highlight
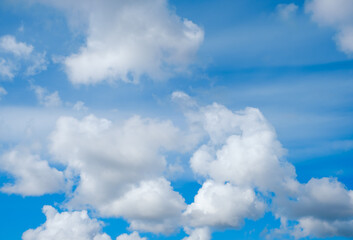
[[35, 0, 204, 84], [0, 149, 65, 196], [305, 0, 353, 55], [22, 206, 112, 240]]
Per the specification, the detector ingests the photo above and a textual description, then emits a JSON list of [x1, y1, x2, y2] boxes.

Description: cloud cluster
[[49, 114, 188, 234], [34, 0, 204, 84], [173, 92, 353, 239], [0, 35, 47, 79], [305, 0, 353, 55], [2, 92, 353, 239]]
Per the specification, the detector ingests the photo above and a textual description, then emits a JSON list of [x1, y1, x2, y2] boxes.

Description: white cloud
[[0, 58, 14, 79], [4, 91, 353, 239], [22, 205, 112, 240], [0, 35, 33, 57], [26, 52, 48, 76], [49, 114, 188, 233], [275, 177, 353, 238], [100, 178, 186, 234], [175, 92, 353, 239], [293, 217, 353, 238], [183, 180, 265, 229], [34, 0, 204, 84], [188, 104, 295, 193], [0, 86, 7, 99], [276, 3, 298, 20], [305, 0, 353, 55], [73, 101, 88, 111], [182, 228, 210, 240], [0, 35, 47, 78], [0, 148, 65, 196], [31, 84, 62, 107], [116, 232, 146, 240]]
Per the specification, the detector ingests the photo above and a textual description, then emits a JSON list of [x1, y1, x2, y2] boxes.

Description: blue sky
[[1, 0, 353, 240]]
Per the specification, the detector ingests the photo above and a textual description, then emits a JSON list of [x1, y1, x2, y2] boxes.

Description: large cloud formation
[[2, 92, 353, 239], [33, 0, 204, 84], [305, 0, 353, 55], [49, 114, 189, 234]]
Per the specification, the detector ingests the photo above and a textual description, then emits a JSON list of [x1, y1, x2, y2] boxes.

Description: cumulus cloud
[[183, 180, 265, 229], [188, 104, 295, 193], [116, 232, 146, 240], [5, 91, 353, 239], [22, 205, 111, 240], [182, 228, 210, 240], [49, 114, 188, 233], [0, 35, 47, 79], [174, 91, 353, 239], [33, 0, 204, 84], [305, 0, 353, 55], [275, 177, 353, 238], [31, 84, 62, 107], [0, 149, 65, 196]]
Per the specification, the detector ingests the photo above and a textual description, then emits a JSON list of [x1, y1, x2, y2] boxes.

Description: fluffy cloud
[[116, 232, 146, 240], [0, 149, 65, 196], [187, 104, 295, 193], [182, 228, 210, 240], [5, 91, 353, 239], [34, 0, 204, 84], [183, 180, 265, 229], [305, 0, 353, 55], [31, 84, 62, 107], [275, 177, 353, 238], [174, 92, 353, 239], [0, 35, 47, 79], [22, 205, 111, 240], [49, 114, 187, 233]]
